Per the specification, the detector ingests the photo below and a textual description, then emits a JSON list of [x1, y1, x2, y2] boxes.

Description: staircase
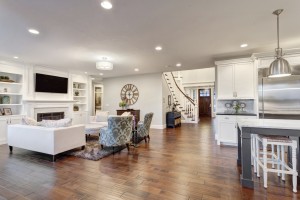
[[163, 72, 198, 123]]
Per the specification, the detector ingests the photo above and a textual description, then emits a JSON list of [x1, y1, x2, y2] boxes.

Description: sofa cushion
[[39, 118, 72, 128], [22, 117, 38, 126], [95, 111, 109, 122]]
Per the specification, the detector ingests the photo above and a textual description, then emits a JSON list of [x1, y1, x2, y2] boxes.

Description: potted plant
[[119, 101, 127, 110]]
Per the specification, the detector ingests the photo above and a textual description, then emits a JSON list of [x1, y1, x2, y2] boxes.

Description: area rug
[[68, 135, 144, 161]]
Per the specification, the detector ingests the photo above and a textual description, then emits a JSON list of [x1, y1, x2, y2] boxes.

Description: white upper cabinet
[[217, 65, 234, 99], [216, 58, 255, 99]]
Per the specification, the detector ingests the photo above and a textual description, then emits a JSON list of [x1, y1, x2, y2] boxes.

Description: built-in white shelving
[[73, 82, 87, 112], [0, 71, 23, 115]]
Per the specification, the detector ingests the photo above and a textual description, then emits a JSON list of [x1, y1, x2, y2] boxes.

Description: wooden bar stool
[[255, 135, 298, 193]]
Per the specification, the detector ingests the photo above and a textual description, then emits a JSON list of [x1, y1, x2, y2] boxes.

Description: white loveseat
[[7, 124, 85, 161]]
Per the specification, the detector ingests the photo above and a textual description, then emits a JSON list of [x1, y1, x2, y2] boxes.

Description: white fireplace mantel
[[23, 99, 78, 103]]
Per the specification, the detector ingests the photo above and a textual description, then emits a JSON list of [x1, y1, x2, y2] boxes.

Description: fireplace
[[37, 112, 65, 122]]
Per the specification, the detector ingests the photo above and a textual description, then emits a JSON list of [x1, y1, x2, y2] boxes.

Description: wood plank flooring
[[0, 117, 299, 200]]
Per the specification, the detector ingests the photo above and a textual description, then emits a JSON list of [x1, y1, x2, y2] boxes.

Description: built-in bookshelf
[[0, 72, 23, 115], [73, 82, 87, 112]]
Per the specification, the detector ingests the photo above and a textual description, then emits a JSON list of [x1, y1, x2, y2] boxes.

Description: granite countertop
[[237, 118, 300, 130], [216, 112, 257, 116]]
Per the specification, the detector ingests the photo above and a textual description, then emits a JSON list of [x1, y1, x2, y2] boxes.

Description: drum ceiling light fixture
[[96, 57, 113, 70]]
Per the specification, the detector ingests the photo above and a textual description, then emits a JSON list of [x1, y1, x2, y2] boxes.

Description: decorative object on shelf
[[119, 101, 127, 110], [2, 96, 10, 104], [73, 105, 79, 111], [3, 88, 7, 93], [73, 83, 77, 88], [268, 9, 292, 78], [0, 75, 14, 82], [74, 91, 79, 96], [3, 108, 12, 115], [120, 84, 139, 105]]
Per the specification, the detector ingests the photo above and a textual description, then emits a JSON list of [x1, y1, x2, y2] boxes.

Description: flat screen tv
[[35, 73, 68, 93]]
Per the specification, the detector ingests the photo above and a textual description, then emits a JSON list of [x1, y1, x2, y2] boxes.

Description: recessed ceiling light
[[28, 29, 40, 35], [99, 73, 104, 76], [84, 72, 87, 74], [134, 68, 139, 72], [240, 43, 248, 48], [155, 46, 162, 51], [101, 0, 113, 9], [13, 56, 19, 59], [176, 63, 182, 67]]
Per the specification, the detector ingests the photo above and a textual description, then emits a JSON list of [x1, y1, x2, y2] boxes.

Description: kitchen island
[[237, 119, 300, 188]]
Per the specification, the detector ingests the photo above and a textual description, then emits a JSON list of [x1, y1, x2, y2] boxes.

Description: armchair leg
[[126, 143, 130, 151], [144, 136, 147, 143], [147, 135, 150, 141], [101, 144, 104, 149]]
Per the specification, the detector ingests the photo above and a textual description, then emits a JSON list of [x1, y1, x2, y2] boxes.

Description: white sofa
[[89, 111, 110, 126], [7, 124, 85, 161]]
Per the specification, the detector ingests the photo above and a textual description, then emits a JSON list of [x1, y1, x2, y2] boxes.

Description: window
[[199, 89, 210, 97]]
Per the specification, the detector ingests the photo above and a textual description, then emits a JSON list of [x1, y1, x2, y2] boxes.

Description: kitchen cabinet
[[0, 115, 22, 145], [216, 58, 255, 99], [216, 115, 257, 145]]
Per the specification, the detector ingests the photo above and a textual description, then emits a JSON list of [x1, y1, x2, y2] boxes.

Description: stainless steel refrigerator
[[258, 65, 300, 119], [258, 66, 300, 169]]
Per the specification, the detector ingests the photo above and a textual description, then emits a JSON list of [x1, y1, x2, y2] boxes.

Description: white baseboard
[[150, 124, 166, 129], [0, 139, 7, 145]]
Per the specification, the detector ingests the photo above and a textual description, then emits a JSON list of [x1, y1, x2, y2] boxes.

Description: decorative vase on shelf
[[75, 91, 79, 96], [2, 96, 10, 104]]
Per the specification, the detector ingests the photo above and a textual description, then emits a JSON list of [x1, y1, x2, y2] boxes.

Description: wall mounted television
[[35, 73, 68, 94]]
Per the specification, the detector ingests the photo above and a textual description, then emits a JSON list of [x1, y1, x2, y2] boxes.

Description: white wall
[[180, 67, 215, 85], [103, 73, 164, 129]]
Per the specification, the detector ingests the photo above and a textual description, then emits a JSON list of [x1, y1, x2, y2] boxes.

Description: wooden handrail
[[170, 72, 195, 106]]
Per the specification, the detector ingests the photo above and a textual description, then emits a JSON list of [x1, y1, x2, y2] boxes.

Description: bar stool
[[255, 135, 298, 193]]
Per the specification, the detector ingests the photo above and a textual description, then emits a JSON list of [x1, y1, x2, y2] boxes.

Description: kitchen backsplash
[[217, 99, 255, 113]]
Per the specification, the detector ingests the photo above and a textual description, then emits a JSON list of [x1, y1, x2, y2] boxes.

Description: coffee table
[[85, 124, 104, 141]]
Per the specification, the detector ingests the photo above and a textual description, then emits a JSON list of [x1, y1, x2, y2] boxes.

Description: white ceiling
[[1, 0, 300, 78]]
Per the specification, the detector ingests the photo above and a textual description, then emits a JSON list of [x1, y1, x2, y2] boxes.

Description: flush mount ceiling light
[[134, 68, 139, 72], [155, 46, 162, 51], [176, 63, 182, 67], [240, 43, 248, 48], [13, 56, 19, 59], [99, 73, 104, 76], [28, 29, 40, 35], [268, 9, 292, 78], [101, 0, 113, 9], [96, 57, 113, 70]]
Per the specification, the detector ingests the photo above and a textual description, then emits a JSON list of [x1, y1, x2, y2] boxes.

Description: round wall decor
[[120, 84, 139, 105]]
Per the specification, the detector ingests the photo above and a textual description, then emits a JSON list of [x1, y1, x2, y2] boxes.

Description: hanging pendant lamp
[[268, 9, 292, 78]]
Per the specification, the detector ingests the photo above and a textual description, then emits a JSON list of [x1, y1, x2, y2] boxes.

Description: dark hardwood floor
[[0, 117, 299, 200]]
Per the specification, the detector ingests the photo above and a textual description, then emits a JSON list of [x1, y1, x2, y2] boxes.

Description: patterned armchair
[[137, 112, 154, 143], [100, 116, 133, 151]]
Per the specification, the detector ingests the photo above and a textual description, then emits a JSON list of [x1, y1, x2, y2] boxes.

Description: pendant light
[[268, 9, 292, 78]]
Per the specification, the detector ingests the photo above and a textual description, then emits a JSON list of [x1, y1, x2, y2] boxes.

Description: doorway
[[198, 89, 211, 117]]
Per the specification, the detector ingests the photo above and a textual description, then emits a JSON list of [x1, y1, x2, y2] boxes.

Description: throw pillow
[[22, 117, 38, 126], [95, 111, 109, 122], [39, 118, 72, 128], [121, 112, 131, 116]]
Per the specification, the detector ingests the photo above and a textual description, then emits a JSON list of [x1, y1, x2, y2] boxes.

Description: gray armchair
[[137, 112, 153, 143], [100, 115, 133, 151]]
